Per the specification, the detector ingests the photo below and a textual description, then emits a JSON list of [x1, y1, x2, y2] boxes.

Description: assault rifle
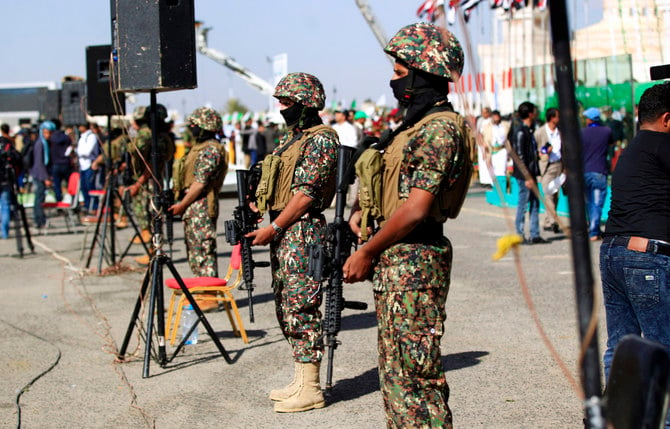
[[225, 168, 270, 323], [308, 145, 368, 394]]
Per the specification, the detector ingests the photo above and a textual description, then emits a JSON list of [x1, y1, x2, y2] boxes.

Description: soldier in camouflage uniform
[[125, 105, 175, 263], [92, 127, 131, 228], [247, 72, 338, 413], [169, 107, 227, 277], [344, 23, 469, 428]]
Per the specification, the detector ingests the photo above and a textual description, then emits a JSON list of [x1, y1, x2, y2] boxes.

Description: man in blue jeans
[[600, 82, 670, 427], [511, 101, 547, 244], [581, 107, 613, 241]]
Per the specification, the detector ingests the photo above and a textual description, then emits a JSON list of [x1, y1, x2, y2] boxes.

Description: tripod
[[84, 117, 149, 273], [84, 165, 149, 272], [116, 91, 232, 377], [5, 164, 33, 258]]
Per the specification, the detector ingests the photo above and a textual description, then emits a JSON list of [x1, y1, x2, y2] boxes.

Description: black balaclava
[[189, 125, 215, 143], [281, 102, 322, 131], [390, 67, 452, 127]]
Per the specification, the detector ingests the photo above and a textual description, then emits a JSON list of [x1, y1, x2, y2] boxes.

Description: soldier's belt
[[397, 219, 444, 245], [269, 208, 324, 222]]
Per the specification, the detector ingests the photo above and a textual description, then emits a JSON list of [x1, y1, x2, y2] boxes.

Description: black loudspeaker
[[111, 0, 197, 92], [61, 81, 87, 126], [37, 89, 61, 122], [86, 45, 126, 116]]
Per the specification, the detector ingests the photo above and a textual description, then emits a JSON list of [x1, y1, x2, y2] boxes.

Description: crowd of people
[[1, 19, 669, 429], [474, 98, 630, 244]]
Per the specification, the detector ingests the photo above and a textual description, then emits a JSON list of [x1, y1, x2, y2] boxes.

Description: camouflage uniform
[[130, 125, 153, 231], [129, 120, 175, 232], [269, 72, 338, 364], [370, 23, 466, 428], [373, 117, 462, 428], [105, 133, 129, 165], [270, 127, 338, 363], [182, 142, 225, 277], [180, 107, 226, 277]]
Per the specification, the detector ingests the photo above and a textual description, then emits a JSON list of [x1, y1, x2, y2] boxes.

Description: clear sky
[[0, 1, 593, 117]]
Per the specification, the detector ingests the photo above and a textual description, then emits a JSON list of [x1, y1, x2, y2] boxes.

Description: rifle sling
[[274, 131, 304, 156]]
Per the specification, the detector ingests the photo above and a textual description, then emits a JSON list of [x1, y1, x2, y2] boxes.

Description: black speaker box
[[37, 89, 61, 122], [86, 45, 126, 116], [61, 81, 87, 126], [111, 0, 197, 92]]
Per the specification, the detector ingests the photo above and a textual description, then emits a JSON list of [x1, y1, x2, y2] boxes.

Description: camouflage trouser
[[270, 215, 325, 363], [132, 185, 151, 231], [183, 203, 218, 277], [375, 287, 452, 429]]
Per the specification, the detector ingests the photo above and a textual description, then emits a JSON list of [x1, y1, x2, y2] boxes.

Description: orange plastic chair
[[165, 243, 248, 345], [42, 172, 81, 232]]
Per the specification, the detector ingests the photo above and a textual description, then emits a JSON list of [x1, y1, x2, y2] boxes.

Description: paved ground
[[0, 186, 607, 428]]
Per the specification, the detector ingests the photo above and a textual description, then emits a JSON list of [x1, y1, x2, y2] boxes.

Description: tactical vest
[[358, 111, 473, 231], [106, 135, 129, 163], [181, 139, 228, 218], [256, 124, 333, 214], [129, 126, 175, 179]]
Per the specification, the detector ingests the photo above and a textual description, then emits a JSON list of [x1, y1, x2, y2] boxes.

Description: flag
[[416, 0, 445, 23], [447, 2, 457, 25], [461, 0, 485, 22], [490, 0, 524, 10], [461, 0, 484, 10], [513, 0, 526, 9]]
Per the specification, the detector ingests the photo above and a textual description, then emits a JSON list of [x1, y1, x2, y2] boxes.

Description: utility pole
[[354, 0, 394, 66]]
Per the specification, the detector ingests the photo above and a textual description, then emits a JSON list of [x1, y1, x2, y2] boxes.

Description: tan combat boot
[[273, 362, 325, 413], [132, 229, 151, 244], [116, 216, 128, 229], [134, 248, 155, 265], [269, 362, 302, 401]]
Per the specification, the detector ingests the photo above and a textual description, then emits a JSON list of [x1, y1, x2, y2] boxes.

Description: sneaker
[[531, 237, 550, 244]]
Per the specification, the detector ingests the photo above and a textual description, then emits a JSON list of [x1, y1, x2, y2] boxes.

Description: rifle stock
[[224, 169, 269, 323], [308, 145, 368, 393]]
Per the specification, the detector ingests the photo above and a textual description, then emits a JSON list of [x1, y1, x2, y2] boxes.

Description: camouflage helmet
[[384, 23, 464, 82], [188, 107, 222, 132], [146, 103, 168, 122], [133, 104, 168, 122], [273, 72, 326, 109]]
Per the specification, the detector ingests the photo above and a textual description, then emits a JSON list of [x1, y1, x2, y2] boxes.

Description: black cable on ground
[[0, 318, 62, 429]]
